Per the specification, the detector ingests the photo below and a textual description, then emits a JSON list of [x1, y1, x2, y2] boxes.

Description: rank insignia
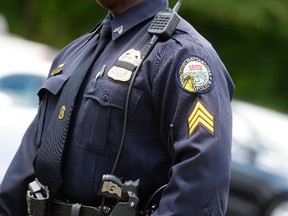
[[108, 49, 141, 82], [188, 101, 214, 136], [51, 64, 64, 76], [176, 56, 213, 94], [113, 25, 124, 35]]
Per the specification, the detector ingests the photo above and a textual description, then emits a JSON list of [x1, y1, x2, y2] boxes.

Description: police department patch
[[176, 56, 213, 93]]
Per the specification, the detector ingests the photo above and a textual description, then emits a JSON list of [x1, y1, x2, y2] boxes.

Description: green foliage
[[1, 0, 288, 112], [182, 0, 288, 36], [0, 0, 107, 47]]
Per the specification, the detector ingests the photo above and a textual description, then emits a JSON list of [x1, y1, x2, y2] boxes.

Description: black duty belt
[[51, 200, 101, 216], [27, 177, 141, 216]]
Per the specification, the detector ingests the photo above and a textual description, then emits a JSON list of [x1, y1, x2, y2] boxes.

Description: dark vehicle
[[227, 101, 288, 216]]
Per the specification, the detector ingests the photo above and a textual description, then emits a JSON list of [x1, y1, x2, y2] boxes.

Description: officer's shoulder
[[172, 17, 213, 51], [58, 31, 95, 56], [149, 18, 216, 66], [51, 30, 95, 68]]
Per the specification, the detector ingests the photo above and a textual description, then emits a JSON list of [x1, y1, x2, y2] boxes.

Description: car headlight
[[269, 200, 288, 216]]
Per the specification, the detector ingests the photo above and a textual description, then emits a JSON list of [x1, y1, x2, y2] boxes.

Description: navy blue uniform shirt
[[0, 0, 235, 215]]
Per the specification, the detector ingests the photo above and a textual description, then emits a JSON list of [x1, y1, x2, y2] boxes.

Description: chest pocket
[[38, 74, 71, 100], [72, 77, 143, 156], [36, 74, 71, 147]]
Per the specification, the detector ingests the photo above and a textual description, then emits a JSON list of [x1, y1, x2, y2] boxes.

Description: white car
[[228, 101, 288, 216], [0, 33, 55, 183], [232, 100, 288, 172], [0, 94, 40, 180]]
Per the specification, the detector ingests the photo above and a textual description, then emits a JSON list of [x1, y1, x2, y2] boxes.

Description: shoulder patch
[[176, 56, 213, 94]]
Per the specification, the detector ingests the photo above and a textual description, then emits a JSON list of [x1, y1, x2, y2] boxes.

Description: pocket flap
[[37, 74, 70, 99], [85, 78, 143, 114]]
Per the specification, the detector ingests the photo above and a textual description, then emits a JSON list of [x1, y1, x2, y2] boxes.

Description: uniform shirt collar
[[110, 0, 168, 41]]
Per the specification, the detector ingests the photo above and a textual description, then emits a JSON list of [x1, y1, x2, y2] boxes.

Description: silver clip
[[93, 65, 106, 90]]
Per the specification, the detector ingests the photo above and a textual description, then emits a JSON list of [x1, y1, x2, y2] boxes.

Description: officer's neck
[[108, 0, 143, 17]]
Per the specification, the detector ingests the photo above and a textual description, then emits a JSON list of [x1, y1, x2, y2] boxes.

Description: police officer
[[0, 0, 235, 215]]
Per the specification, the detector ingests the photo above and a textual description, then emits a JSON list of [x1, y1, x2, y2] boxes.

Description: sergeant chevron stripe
[[188, 101, 214, 136]]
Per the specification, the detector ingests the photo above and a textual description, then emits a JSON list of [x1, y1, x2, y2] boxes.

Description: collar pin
[[113, 26, 124, 35]]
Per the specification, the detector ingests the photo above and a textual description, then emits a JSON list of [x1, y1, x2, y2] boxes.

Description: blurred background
[[1, 0, 288, 215]]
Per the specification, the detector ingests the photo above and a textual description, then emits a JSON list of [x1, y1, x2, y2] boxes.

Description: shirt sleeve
[[0, 102, 44, 215], [150, 36, 234, 216]]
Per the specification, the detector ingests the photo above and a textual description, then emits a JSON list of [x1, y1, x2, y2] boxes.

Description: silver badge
[[108, 49, 141, 82]]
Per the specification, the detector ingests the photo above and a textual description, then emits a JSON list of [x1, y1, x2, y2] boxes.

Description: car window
[[0, 74, 45, 107]]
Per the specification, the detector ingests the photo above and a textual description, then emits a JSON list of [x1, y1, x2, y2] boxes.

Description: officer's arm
[[0, 106, 42, 215], [151, 40, 234, 215]]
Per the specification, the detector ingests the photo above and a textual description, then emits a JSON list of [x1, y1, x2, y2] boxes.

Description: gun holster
[[26, 178, 50, 216]]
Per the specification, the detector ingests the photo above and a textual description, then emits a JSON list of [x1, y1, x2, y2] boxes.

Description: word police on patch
[[176, 56, 213, 93]]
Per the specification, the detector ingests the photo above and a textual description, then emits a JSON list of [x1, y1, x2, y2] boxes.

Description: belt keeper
[[71, 203, 82, 216]]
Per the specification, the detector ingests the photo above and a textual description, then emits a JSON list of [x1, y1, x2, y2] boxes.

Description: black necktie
[[35, 15, 112, 198]]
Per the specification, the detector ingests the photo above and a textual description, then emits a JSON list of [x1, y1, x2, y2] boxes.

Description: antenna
[[172, 0, 183, 12]]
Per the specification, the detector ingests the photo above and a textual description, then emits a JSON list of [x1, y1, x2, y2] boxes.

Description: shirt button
[[103, 94, 109, 102]]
